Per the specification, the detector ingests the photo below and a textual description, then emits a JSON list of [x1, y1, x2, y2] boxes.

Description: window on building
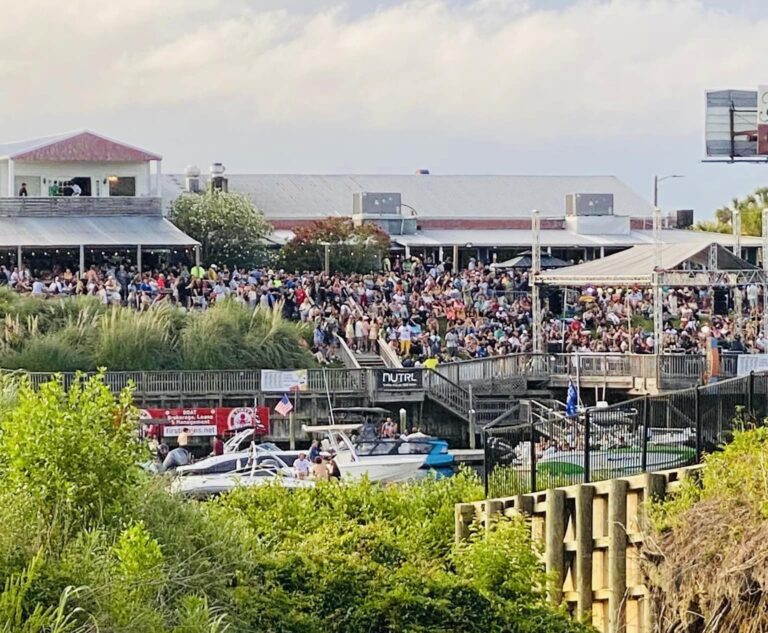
[[108, 176, 136, 197]]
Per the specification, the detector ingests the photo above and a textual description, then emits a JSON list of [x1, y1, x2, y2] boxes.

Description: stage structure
[[531, 239, 766, 354]]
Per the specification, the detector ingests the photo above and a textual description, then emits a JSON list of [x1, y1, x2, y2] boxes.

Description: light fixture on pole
[[653, 174, 684, 208]]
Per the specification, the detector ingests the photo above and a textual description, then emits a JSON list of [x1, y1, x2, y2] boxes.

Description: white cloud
[[0, 0, 765, 142]]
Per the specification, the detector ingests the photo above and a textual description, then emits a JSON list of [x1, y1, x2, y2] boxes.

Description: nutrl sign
[[376, 369, 423, 390]]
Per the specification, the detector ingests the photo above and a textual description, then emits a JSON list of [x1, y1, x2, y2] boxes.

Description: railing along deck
[[0, 196, 163, 216], [11, 353, 710, 398]]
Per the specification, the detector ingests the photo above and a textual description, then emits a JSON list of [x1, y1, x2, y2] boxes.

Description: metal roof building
[[163, 173, 655, 223]]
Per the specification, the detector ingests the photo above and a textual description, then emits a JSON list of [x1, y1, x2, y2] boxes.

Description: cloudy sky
[[1, 0, 766, 217]]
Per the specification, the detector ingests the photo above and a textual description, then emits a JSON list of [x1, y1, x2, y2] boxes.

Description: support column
[[452, 244, 459, 270], [16, 244, 22, 272], [7, 159, 14, 196], [438, 246, 444, 263], [404, 244, 411, 259], [136, 244, 143, 275], [155, 159, 163, 196], [195, 244, 202, 267], [79, 245, 85, 280]]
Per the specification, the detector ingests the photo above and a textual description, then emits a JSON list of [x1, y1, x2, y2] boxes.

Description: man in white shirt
[[293, 453, 312, 480]]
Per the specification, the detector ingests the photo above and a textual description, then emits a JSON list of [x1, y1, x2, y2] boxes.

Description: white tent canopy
[[538, 242, 760, 287]]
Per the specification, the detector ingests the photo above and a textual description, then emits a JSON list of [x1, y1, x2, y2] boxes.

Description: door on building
[[68, 177, 92, 196]]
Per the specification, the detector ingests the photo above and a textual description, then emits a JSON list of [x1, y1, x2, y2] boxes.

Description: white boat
[[302, 425, 427, 483], [170, 460, 313, 498], [175, 450, 293, 478], [498, 437, 695, 479]]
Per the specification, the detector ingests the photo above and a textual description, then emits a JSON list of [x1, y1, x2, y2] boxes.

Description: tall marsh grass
[[0, 291, 313, 372]]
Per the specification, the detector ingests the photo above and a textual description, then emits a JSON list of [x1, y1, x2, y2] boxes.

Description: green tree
[[280, 216, 389, 274], [0, 373, 146, 529], [695, 187, 768, 236], [169, 190, 271, 268]]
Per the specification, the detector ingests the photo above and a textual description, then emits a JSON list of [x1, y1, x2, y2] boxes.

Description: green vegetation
[[646, 425, 768, 632], [694, 186, 768, 236], [169, 190, 272, 268], [0, 290, 313, 372], [280, 216, 389, 274], [0, 373, 591, 632]]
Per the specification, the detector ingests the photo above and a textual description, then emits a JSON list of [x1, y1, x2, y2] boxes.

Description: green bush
[[0, 374, 591, 632]]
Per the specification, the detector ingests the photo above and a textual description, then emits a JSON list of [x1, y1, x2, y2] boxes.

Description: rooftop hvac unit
[[675, 209, 694, 229], [353, 192, 402, 216], [566, 193, 614, 217]]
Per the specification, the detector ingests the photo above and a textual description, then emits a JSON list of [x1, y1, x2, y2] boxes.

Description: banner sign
[[376, 369, 423, 390], [140, 407, 270, 437], [736, 354, 768, 376], [261, 369, 308, 393]]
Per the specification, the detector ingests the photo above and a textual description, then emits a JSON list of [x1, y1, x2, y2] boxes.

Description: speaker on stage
[[713, 288, 728, 316]]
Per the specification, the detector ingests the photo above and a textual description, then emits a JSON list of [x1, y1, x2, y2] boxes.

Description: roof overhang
[[0, 215, 198, 248]]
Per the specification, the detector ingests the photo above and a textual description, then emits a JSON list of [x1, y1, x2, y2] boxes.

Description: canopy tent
[[491, 251, 569, 270], [538, 242, 763, 287]]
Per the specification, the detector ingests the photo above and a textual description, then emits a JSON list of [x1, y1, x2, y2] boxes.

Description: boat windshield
[[355, 439, 434, 456]]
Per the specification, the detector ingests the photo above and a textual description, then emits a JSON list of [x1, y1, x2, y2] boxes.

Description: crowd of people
[[1, 254, 765, 363]]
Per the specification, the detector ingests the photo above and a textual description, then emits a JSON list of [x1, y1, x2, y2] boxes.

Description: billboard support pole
[[762, 208, 768, 341], [531, 209, 543, 354], [653, 206, 663, 355]]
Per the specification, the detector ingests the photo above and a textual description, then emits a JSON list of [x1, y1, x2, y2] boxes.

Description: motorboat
[[491, 431, 695, 480], [328, 407, 456, 477], [175, 450, 293, 478], [224, 429, 300, 465], [170, 459, 312, 498], [302, 425, 427, 483]]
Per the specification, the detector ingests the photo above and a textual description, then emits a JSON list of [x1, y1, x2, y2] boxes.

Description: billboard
[[705, 88, 767, 159]]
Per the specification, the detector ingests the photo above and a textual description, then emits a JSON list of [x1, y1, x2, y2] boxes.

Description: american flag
[[274, 394, 293, 416]]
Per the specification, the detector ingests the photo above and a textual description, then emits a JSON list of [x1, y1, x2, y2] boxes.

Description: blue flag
[[566, 379, 578, 417]]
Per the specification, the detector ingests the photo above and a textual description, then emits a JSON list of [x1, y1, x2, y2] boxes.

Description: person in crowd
[[310, 456, 330, 481], [293, 452, 312, 479]]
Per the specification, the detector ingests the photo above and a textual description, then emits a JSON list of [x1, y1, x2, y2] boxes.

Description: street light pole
[[653, 174, 684, 209]]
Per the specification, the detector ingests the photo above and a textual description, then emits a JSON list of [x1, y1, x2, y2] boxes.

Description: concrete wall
[[455, 466, 703, 633]]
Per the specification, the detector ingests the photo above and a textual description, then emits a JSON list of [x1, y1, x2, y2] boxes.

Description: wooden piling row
[[455, 466, 702, 633]]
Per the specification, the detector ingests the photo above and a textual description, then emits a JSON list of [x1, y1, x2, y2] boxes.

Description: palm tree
[[697, 187, 768, 236]]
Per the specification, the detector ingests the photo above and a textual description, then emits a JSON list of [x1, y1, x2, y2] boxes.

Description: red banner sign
[[140, 407, 270, 437]]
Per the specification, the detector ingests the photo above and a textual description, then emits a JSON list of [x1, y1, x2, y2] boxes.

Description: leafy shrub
[[0, 374, 590, 632]]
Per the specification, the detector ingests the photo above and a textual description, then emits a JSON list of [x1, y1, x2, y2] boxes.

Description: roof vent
[[209, 162, 228, 193], [415, 169, 430, 175], [184, 165, 201, 193]]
